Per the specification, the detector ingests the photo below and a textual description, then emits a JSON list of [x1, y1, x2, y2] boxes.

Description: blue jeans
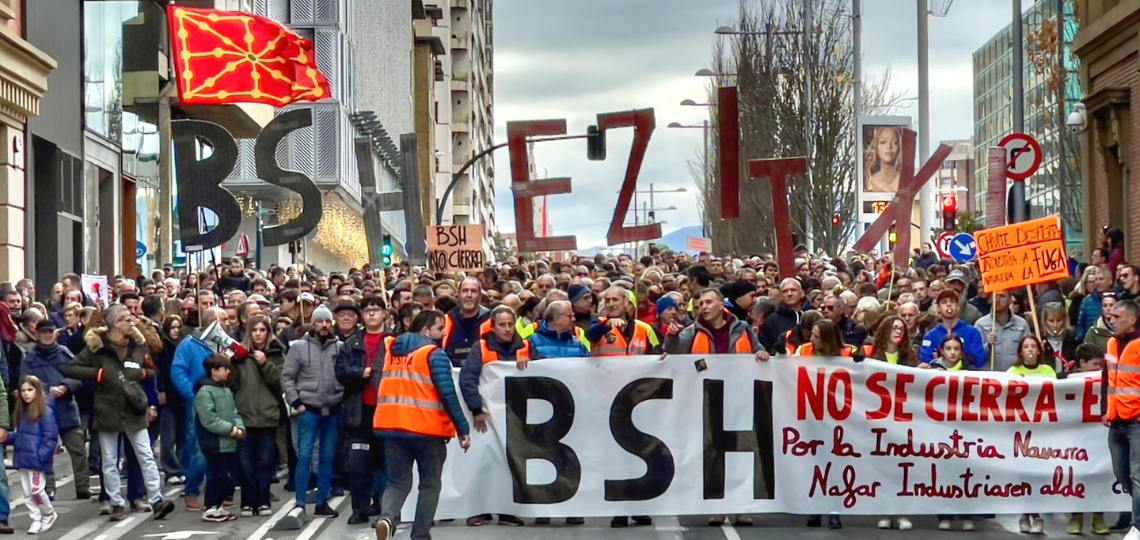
[[1109, 422, 1140, 527], [294, 411, 340, 507], [181, 404, 208, 497], [159, 405, 183, 477], [0, 453, 10, 523]]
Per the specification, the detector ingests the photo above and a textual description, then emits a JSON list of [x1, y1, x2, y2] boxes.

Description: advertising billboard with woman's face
[[862, 124, 904, 193]]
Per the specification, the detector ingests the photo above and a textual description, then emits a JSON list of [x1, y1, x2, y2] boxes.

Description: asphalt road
[[12, 452, 1130, 540]]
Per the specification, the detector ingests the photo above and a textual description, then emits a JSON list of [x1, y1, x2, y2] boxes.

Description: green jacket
[[0, 374, 9, 430], [228, 340, 284, 428], [67, 328, 155, 434], [194, 378, 245, 454]]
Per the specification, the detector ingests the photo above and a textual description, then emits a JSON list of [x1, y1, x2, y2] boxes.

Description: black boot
[[828, 516, 843, 530], [806, 515, 822, 527], [611, 517, 628, 528]]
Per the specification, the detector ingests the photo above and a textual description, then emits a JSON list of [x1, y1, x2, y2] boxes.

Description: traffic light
[[831, 213, 840, 227], [587, 125, 606, 161], [888, 224, 898, 248], [942, 194, 958, 232], [381, 234, 393, 266]]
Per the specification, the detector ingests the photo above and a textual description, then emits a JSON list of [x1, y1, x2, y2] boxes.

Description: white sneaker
[[27, 520, 42, 535], [1125, 527, 1140, 540], [39, 512, 57, 533], [1030, 516, 1044, 535], [897, 517, 914, 530], [962, 517, 976, 531], [878, 518, 893, 529], [1020, 515, 1031, 533], [938, 519, 953, 531]]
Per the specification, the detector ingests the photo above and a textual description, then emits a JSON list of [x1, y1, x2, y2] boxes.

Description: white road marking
[[54, 517, 104, 540], [294, 496, 348, 540], [721, 522, 742, 540], [243, 499, 307, 540], [654, 515, 685, 540]]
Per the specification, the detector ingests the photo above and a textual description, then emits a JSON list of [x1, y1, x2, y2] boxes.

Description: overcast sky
[[490, 0, 1016, 250]]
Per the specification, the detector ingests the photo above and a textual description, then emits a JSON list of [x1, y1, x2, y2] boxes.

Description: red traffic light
[[941, 194, 958, 213], [831, 213, 840, 227]]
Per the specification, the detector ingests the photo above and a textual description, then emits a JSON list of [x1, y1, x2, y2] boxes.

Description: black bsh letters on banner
[[171, 111, 321, 252], [505, 376, 775, 505]]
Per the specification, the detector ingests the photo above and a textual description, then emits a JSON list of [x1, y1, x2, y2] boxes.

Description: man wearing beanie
[[282, 303, 344, 520], [721, 280, 759, 322], [566, 284, 597, 331], [651, 296, 681, 344], [333, 302, 361, 342]]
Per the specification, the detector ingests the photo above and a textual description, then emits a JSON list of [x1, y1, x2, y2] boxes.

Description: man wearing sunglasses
[[822, 294, 867, 347], [1119, 265, 1140, 302]]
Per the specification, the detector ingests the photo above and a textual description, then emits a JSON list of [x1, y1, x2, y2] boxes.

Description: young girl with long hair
[[12, 375, 58, 534], [867, 316, 918, 367], [1008, 335, 1055, 534]]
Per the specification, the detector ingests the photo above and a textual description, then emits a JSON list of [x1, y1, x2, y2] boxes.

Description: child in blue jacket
[[12, 375, 58, 535]]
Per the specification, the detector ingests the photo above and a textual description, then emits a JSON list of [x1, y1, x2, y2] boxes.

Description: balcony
[[453, 121, 470, 133], [451, 0, 468, 9], [450, 36, 468, 51], [451, 79, 468, 92]]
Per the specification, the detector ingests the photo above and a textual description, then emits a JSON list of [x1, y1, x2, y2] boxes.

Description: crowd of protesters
[[0, 224, 1134, 538]]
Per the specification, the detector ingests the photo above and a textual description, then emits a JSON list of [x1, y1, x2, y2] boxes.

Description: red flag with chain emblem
[[168, 6, 331, 106]]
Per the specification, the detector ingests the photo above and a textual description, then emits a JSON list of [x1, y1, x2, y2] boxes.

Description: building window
[[84, 1, 143, 143]]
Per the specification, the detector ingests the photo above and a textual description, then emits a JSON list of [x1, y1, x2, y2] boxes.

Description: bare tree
[[692, 0, 906, 256], [1025, 0, 1081, 234]]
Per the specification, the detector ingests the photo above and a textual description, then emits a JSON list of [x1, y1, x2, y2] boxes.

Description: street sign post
[[935, 231, 954, 259], [998, 133, 1042, 181], [950, 232, 978, 262]]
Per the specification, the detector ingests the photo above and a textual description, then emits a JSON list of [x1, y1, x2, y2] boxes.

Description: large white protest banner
[[416, 356, 1125, 519]]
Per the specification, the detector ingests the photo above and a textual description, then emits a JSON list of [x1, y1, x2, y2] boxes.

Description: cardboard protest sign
[[428, 225, 485, 272], [686, 236, 712, 252], [975, 215, 1069, 292]]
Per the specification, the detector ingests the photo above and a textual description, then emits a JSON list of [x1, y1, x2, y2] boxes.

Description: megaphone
[[199, 319, 248, 360]]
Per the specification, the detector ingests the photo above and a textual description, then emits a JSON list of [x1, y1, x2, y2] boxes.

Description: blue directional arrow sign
[[950, 232, 978, 262]]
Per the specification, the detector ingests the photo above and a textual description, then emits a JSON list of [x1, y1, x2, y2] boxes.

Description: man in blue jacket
[[920, 290, 987, 369], [1079, 267, 1113, 339], [523, 300, 587, 527], [20, 320, 87, 500], [170, 307, 227, 510], [527, 301, 588, 360]]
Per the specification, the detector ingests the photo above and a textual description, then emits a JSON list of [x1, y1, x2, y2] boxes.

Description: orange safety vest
[[373, 340, 456, 438], [691, 328, 753, 354], [441, 313, 493, 350], [478, 338, 532, 364], [784, 329, 796, 355], [1106, 337, 1140, 422], [591, 317, 653, 357]]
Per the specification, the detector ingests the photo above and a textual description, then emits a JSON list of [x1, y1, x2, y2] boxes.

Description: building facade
[[433, 0, 495, 251], [1073, 0, 1140, 259], [936, 139, 976, 215], [972, 0, 1081, 241], [0, 0, 54, 283]]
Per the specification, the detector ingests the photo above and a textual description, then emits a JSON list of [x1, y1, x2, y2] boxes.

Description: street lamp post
[[668, 120, 710, 240]]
